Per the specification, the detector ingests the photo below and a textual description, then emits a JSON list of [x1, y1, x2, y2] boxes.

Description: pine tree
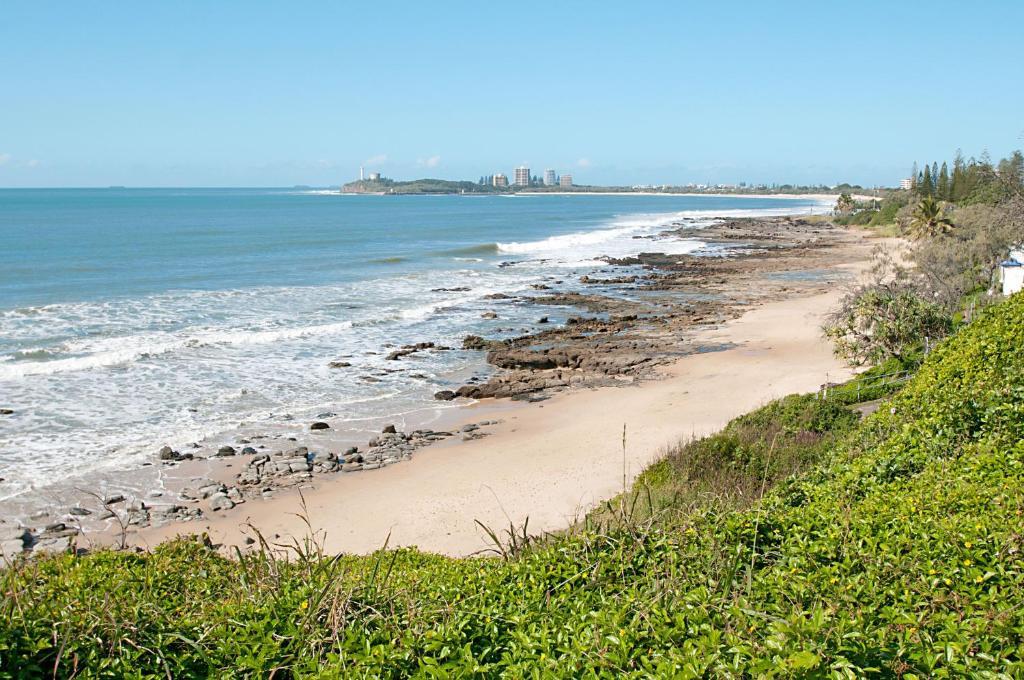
[[921, 164, 933, 197], [951, 150, 965, 202], [910, 162, 919, 192], [937, 162, 950, 200]]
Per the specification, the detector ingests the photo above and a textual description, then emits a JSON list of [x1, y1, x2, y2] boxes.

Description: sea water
[[0, 189, 823, 506]]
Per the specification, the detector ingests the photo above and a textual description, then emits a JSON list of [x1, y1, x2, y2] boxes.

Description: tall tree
[[951, 150, 965, 202], [937, 162, 950, 200], [921, 164, 933, 197]]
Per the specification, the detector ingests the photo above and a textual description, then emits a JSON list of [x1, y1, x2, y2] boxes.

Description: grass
[[4, 295, 1024, 677]]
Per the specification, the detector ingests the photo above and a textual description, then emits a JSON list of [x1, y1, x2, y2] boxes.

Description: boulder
[[241, 446, 258, 455], [310, 422, 330, 430], [208, 494, 235, 512], [158, 445, 179, 461], [1, 539, 26, 559], [216, 445, 237, 457], [434, 389, 457, 401], [103, 494, 126, 505], [328, 360, 352, 368], [33, 536, 72, 555], [382, 424, 397, 434]]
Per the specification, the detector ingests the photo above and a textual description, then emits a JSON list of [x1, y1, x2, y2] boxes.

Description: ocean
[[0, 188, 824, 508]]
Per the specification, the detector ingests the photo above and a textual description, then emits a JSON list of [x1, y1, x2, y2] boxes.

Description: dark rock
[[103, 494, 126, 505], [328, 361, 352, 368], [462, 335, 505, 351], [382, 424, 397, 434], [216, 445, 237, 457], [483, 293, 511, 300], [158, 445, 179, 460], [538, 316, 549, 323], [481, 311, 498, 319], [434, 390, 457, 401], [0, 408, 13, 415], [310, 422, 330, 430], [68, 507, 92, 517], [241, 446, 258, 455]]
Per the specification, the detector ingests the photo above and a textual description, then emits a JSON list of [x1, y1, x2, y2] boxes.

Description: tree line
[[910, 149, 1024, 204]]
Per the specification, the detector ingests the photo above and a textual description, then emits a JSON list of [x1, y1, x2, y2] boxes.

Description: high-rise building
[[544, 169, 556, 186], [514, 166, 531, 186], [493, 173, 508, 188], [559, 174, 573, 187], [899, 178, 913, 190]]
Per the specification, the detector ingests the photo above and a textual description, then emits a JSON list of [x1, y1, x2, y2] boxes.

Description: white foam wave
[[0, 320, 356, 379]]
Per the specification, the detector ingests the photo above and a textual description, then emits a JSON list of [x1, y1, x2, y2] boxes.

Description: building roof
[[1000, 259, 1022, 268]]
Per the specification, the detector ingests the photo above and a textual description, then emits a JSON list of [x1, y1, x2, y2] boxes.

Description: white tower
[[360, 166, 364, 181]]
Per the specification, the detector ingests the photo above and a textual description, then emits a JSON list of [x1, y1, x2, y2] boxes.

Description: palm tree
[[908, 196, 954, 240]]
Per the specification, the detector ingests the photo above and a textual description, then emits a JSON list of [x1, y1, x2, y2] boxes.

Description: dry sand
[[130, 255, 874, 557]]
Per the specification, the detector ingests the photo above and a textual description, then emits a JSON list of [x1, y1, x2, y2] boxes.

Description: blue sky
[[2, 1, 1022, 188]]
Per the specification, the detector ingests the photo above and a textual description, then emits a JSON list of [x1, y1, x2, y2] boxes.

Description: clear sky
[[2, 1, 1023, 188]]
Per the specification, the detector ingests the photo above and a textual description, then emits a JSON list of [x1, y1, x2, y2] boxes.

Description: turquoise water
[[0, 189, 822, 501]]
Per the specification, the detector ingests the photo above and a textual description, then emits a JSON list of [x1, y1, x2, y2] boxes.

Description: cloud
[[0, 153, 11, 166], [576, 158, 592, 168], [417, 155, 442, 168], [364, 153, 388, 166]]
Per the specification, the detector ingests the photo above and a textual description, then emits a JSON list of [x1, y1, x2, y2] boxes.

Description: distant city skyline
[[2, 2, 1023, 188]]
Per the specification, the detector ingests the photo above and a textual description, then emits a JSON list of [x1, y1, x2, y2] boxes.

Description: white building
[[559, 173, 573, 187], [514, 166, 531, 186], [368, 172, 381, 181], [544, 169, 556, 186], [899, 178, 913, 190], [492, 173, 508, 188], [1000, 247, 1024, 295]]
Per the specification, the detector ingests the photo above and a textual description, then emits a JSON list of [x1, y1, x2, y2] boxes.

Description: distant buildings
[[559, 174, 573, 187], [544, 169, 556, 186], [493, 173, 508, 188], [899, 178, 913, 190], [368, 172, 381, 181], [516, 164, 532, 186]]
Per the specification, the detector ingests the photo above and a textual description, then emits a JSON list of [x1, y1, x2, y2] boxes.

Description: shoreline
[[129, 264, 875, 556], [3, 210, 889, 559], [110, 220, 889, 557]]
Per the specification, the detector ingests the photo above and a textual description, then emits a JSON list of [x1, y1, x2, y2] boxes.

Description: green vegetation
[[907, 197, 954, 240], [342, 177, 506, 194], [827, 148, 1023, 371], [823, 252, 952, 367], [5, 292, 1024, 676]]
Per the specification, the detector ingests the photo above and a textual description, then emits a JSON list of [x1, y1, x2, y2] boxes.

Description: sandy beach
[[128, 235, 883, 556]]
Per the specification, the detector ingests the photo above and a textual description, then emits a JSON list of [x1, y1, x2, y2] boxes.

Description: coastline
[[129, 259, 875, 556], [3, 205, 890, 559], [112, 222, 890, 557]]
